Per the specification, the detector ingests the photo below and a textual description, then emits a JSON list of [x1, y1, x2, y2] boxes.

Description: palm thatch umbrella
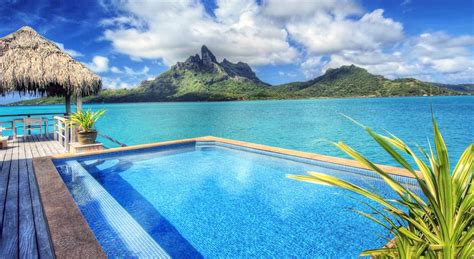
[[0, 26, 101, 113]]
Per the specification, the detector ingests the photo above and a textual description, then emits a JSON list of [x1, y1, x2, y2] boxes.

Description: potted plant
[[69, 109, 106, 144]]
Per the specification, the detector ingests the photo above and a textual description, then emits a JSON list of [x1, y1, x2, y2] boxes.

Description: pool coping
[[33, 136, 417, 257], [53, 136, 419, 179], [32, 157, 106, 258]]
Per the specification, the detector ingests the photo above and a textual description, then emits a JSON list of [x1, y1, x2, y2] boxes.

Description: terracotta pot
[[77, 131, 98, 145]]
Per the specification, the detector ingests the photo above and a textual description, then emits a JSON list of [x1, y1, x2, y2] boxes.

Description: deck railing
[[53, 116, 75, 151], [0, 112, 66, 136], [1, 112, 127, 150]]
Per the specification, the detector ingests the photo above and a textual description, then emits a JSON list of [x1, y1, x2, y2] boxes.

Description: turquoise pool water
[[2, 96, 473, 166], [55, 141, 419, 257]]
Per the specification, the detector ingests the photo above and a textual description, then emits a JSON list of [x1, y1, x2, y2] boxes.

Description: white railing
[[53, 116, 76, 152]]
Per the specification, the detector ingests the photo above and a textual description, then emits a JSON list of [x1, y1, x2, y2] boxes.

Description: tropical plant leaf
[[288, 118, 473, 257]]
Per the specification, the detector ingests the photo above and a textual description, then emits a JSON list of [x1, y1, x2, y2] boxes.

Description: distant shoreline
[[2, 94, 471, 107]]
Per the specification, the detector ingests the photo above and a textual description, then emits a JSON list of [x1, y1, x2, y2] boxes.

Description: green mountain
[[275, 65, 460, 98], [10, 46, 469, 105], [132, 45, 274, 101]]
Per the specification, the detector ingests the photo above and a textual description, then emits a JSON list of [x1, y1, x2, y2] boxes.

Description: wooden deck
[[0, 134, 64, 258]]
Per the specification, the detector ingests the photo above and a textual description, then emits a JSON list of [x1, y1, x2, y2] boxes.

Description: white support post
[[65, 121, 70, 152], [53, 118, 57, 140]]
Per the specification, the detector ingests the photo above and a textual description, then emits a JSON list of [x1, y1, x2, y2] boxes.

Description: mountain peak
[[171, 45, 266, 85], [326, 64, 367, 73], [201, 45, 217, 65]]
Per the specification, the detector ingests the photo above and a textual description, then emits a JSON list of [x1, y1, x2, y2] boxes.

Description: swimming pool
[[53, 138, 417, 257]]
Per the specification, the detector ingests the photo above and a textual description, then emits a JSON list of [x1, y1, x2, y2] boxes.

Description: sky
[[0, 0, 473, 102]]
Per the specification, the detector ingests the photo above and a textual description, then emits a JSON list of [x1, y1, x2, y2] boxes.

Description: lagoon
[[1, 96, 473, 167]]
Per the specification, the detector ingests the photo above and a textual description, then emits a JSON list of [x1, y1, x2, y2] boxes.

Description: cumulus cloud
[[86, 56, 109, 73], [287, 9, 403, 54], [262, 0, 362, 19], [300, 56, 328, 78], [104, 64, 151, 89], [317, 32, 474, 82], [102, 77, 133, 89], [99, 0, 473, 83], [102, 0, 299, 65]]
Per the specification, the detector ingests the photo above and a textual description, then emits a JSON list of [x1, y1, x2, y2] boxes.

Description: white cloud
[[102, 77, 133, 89], [124, 66, 149, 76], [102, 0, 299, 65], [110, 66, 122, 73], [100, 16, 144, 28], [101, 0, 401, 66], [110, 65, 150, 76], [103, 64, 151, 89], [287, 9, 403, 55], [54, 41, 84, 57], [319, 32, 474, 83], [86, 56, 109, 73], [300, 56, 328, 78], [99, 0, 473, 84], [262, 0, 362, 20]]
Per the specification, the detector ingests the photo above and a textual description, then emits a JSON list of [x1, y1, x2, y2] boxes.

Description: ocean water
[[55, 141, 420, 257], [1, 96, 473, 166]]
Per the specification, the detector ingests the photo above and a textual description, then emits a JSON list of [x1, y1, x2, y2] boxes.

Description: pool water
[[55, 141, 418, 257]]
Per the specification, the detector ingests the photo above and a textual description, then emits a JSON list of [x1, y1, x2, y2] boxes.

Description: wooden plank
[[32, 135, 46, 157], [28, 136, 41, 159], [44, 132, 66, 155], [36, 135, 53, 156], [18, 137, 39, 258], [0, 139, 13, 231], [0, 138, 19, 257], [52, 136, 66, 154], [39, 134, 56, 156], [24, 136, 54, 258], [45, 134, 63, 155], [0, 134, 66, 257]]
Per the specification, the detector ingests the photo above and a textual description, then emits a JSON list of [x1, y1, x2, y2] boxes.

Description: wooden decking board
[[1, 138, 20, 257], [0, 140, 13, 232], [27, 135, 58, 258], [18, 137, 39, 259], [0, 134, 64, 258]]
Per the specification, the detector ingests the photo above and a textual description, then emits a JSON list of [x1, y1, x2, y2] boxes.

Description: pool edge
[[32, 157, 106, 259], [53, 136, 419, 179]]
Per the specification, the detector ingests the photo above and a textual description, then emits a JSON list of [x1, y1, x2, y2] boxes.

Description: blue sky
[[1, 0, 473, 102]]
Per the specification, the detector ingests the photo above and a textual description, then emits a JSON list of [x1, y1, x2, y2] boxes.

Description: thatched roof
[[0, 26, 101, 96]]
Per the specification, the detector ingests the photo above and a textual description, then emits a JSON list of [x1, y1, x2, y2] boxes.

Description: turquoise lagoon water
[[1, 96, 473, 166]]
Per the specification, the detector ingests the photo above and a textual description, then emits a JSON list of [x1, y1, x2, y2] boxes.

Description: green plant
[[288, 119, 473, 258], [69, 109, 106, 132]]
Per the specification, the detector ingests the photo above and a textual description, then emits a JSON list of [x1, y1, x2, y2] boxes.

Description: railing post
[[27, 114, 31, 135], [53, 118, 57, 140], [65, 121, 70, 152], [59, 120, 63, 147]]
